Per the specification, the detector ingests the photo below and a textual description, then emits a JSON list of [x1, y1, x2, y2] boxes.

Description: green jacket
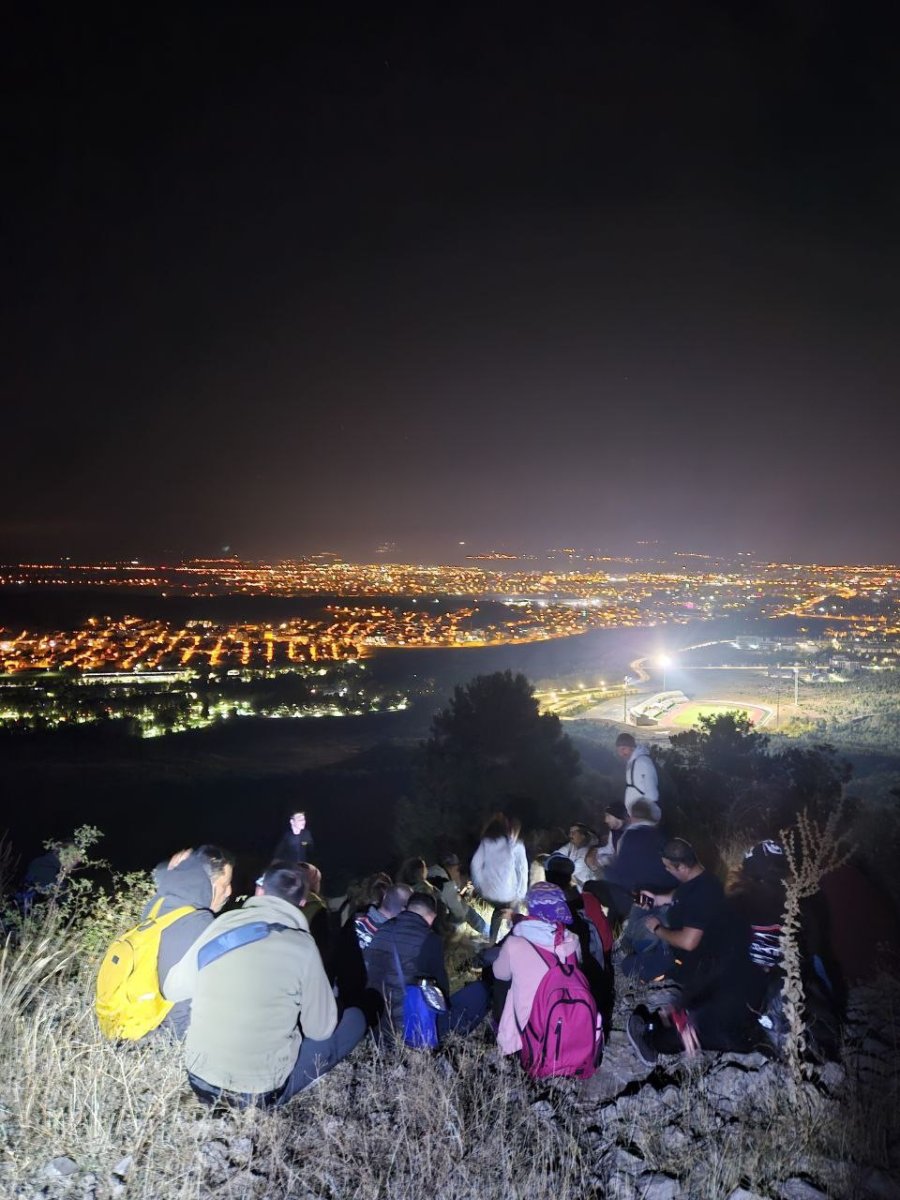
[[165, 893, 337, 1095]]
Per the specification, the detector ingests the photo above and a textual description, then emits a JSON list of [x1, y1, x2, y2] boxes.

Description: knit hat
[[544, 853, 576, 879], [525, 882, 572, 925]]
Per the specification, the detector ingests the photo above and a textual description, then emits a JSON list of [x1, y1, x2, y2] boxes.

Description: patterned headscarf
[[524, 882, 572, 925]]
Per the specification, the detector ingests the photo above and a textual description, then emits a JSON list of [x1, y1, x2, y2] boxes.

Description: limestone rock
[[636, 1172, 679, 1199], [111, 1156, 132, 1180], [43, 1157, 77, 1179], [778, 1180, 828, 1199]]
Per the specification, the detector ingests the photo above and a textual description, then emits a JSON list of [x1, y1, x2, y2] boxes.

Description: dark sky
[[4, 4, 899, 564]]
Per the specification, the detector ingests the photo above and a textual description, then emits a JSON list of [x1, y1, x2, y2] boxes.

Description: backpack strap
[[626, 761, 645, 796], [197, 921, 295, 970]]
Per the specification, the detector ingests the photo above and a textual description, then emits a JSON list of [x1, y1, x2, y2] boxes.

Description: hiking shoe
[[627, 1011, 659, 1068]]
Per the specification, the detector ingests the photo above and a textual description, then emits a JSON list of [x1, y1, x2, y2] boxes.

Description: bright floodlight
[[657, 654, 672, 668]]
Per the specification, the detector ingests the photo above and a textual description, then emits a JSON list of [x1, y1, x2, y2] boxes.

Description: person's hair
[[287, 808, 306, 819], [380, 884, 412, 917], [661, 838, 698, 868], [407, 892, 437, 918], [615, 732, 636, 749], [545, 863, 576, 889], [481, 812, 510, 840], [508, 816, 522, 841], [298, 861, 323, 895], [397, 857, 427, 886], [194, 845, 233, 881], [605, 801, 629, 820], [630, 800, 659, 823], [261, 863, 308, 907], [346, 871, 392, 913]]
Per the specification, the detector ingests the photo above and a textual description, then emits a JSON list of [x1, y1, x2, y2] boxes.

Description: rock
[[636, 1173, 679, 1200], [856, 1168, 900, 1200], [659, 1125, 690, 1155], [778, 1180, 828, 1199], [529, 1100, 555, 1120], [608, 1148, 645, 1176], [813, 1061, 844, 1094], [726, 1189, 767, 1200], [587, 1031, 654, 1102], [111, 1156, 132, 1180], [228, 1137, 254, 1166], [43, 1157, 78, 1179]]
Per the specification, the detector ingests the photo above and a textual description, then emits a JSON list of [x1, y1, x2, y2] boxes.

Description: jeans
[[278, 1007, 368, 1103], [437, 981, 490, 1038]]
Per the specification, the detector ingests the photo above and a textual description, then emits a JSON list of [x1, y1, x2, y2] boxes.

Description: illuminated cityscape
[[0, 555, 897, 738]]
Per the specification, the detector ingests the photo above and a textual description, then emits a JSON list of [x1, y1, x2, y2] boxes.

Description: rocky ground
[[14, 980, 899, 1200]]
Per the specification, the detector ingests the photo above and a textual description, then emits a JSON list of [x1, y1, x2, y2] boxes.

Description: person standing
[[615, 733, 660, 818], [470, 813, 528, 943], [273, 809, 315, 863]]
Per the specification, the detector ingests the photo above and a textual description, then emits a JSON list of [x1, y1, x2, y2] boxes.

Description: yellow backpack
[[95, 898, 194, 1040]]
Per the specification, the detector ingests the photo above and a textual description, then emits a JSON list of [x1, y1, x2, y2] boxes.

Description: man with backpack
[[95, 845, 233, 1042], [615, 732, 661, 819], [164, 863, 367, 1107], [364, 891, 488, 1044]]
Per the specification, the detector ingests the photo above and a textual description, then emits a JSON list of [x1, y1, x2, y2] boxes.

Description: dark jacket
[[145, 857, 217, 1040], [273, 828, 315, 863], [604, 823, 675, 894], [364, 911, 449, 1028]]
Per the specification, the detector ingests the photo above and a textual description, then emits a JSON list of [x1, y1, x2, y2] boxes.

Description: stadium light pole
[[658, 654, 672, 692]]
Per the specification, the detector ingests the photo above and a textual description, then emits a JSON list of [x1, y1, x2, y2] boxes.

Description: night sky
[[5, 5, 899, 564]]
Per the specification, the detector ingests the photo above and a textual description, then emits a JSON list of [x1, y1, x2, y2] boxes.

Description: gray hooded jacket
[[143, 857, 217, 1039]]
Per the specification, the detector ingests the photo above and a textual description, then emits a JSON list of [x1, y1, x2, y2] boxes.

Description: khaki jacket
[[165, 893, 337, 1094]]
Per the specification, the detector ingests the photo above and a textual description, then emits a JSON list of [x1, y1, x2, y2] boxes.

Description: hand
[[167, 849, 192, 869], [644, 915, 661, 934]]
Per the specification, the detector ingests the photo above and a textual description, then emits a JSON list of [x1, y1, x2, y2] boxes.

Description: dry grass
[[2, 879, 898, 1200]]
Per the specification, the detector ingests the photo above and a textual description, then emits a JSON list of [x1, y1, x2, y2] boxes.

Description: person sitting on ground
[[492, 882, 582, 1058], [143, 845, 234, 1040], [615, 733, 661, 819], [350, 875, 400, 950], [544, 854, 615, 1033], [729, 839, 844, 1058], [600, 802, 631, 858], [427, 853, 489, 938], [586, 800, 674, 923], [553, 823, 599, 890], [364, 891, 489, 1041], [470, 813, 529, 943], [165, 863, 366, 1107], [333, 883, 411, 1023], [338, 871, 392, 929], [626, 840, 765, 1066], [297, 862, 333, 973], [273, 809, 315, 864], [620, 836, 723, 983]]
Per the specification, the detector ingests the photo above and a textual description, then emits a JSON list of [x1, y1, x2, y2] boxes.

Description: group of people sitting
[[94, 764, 852, 1108]]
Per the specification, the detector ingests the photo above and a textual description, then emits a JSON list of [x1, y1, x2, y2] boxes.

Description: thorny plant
[[779, 803, 854, 1089]]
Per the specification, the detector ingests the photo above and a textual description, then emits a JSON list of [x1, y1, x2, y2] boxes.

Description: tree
[[658, 712, 851, 862], [402, 671, 580, 859]]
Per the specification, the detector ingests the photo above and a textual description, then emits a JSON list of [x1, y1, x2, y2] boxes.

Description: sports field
[[664, 699, 773, 729]]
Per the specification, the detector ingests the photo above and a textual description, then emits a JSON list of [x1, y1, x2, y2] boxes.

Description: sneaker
[[627, 1011, 659, 1068]]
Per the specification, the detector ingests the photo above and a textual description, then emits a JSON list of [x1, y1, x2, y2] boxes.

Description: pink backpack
[[516, 943, 603, 1079]]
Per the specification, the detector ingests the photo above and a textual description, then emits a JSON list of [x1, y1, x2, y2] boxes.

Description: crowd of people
[[88, 731, 877, 1108]]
